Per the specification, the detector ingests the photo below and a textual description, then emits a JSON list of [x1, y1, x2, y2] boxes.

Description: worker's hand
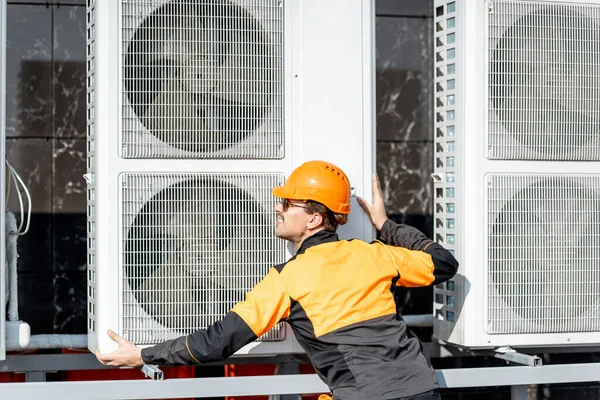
[[95, 329, 144, 367], [357, 174, 388, 231]]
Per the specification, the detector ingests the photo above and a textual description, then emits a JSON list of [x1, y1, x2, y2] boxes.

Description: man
[[97, 160, 458, 400]]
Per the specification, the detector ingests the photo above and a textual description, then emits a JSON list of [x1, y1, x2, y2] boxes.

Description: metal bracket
[[493, 346, 542, 367], [141, 364, 164, 380]]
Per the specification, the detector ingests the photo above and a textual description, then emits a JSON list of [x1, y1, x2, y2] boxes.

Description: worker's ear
[[307, 213, 324, 231]]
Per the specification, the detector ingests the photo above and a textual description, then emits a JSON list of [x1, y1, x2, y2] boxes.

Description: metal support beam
[[0, 374, 329, 400], [493, 347, 542, 367], [3, 363, 600, 399]]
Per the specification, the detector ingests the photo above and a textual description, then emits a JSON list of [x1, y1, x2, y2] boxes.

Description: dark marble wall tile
[[376, 141, 433, 221], [53, 5, 86, 138], [6, 4, 52, 138], [17, 273, 54, 334], [53, 139, 86, 213], [53, 214, 86, 274], [53, 139, 86, 276], [6, 139, 53, 275], [376, 16, 432, 143], [6, 138, 53, 214], [54, 272, 86, 334], [377, 0, 433, 17]]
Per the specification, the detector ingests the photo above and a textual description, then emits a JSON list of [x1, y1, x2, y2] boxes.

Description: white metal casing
[[432, 0, 600, 348], [87, 0, 375, 354], [0, 0, 6, 362]]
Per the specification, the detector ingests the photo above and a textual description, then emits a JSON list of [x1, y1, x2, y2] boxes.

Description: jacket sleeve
[[378, 219, 458, 286], [141, 267, 291, 365]]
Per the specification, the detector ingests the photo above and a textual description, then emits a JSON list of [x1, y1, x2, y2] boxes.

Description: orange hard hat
[[272, 160, 351, 214]]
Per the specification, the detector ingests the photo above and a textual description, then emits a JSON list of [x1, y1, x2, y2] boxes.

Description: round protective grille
[[488, 178, 600, 332], [124, 1, 276, 153], [124, 178, 277, 331], [489, 5, 600, 157]]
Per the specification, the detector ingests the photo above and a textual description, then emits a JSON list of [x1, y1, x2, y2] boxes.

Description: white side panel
[[291, 0, 375, 241], [0, 0, 6, 362]]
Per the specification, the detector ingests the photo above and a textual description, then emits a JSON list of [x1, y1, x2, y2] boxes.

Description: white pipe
[[5, 210, 18, 321], [27, 334, 88, 349], [9, 317, 431, 350], [6, 328, 88, 351], [5, 320, 30, 350]]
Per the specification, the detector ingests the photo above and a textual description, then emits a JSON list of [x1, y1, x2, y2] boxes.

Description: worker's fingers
[[95, 349, 115, 365], [95, 350, 106, 365], [107, 329, 129, 346], [372, 174, 383, 201], [357, 196, 372, 214], [359, 175, 383, 210]]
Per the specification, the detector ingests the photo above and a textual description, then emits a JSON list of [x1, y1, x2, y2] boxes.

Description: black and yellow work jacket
[[142, 219, 458, 399]]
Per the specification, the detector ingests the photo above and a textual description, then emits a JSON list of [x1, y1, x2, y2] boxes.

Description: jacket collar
[[296, 230, 339, 255]]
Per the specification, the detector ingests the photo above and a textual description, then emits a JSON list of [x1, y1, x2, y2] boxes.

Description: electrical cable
[[5, 159, 32, 235]]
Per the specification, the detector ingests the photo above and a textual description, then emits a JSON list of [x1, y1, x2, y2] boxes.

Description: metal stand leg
[[511, 385, 528, 400], [141, 364, 163, 380], [494, 347, 542, 367], [26, 371, 46, 382], [279, 363, 301, 400]]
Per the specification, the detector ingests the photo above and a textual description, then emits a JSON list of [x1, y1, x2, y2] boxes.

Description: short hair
[[305, 200, 348, 232]]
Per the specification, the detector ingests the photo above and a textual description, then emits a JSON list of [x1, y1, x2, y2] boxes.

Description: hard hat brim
[[271, 185, 291, 199]]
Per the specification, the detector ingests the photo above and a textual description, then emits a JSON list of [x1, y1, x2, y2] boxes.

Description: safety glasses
[[280, 198, 309, 211]]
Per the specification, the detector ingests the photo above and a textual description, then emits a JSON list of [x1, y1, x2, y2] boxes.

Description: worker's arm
[[376, 221, 458, 286], [358, 174, 458, 286], [140, 267, 291, 366]]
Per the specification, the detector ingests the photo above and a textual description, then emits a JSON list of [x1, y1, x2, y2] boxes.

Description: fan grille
[[121, 0, 284, 158], [488, 0, 600, 160], [121, 173, 286, 344], [487, 174, 600, 334]]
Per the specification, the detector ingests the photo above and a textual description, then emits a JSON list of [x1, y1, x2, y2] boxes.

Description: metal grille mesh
[[487, 174, 600, 334], [488, 0, 600, 160], [121, 0, 284, 159], [122, 173, 286, 344]]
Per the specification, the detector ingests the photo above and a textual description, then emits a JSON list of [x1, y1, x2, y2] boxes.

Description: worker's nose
[[274, 202, 284, 212]]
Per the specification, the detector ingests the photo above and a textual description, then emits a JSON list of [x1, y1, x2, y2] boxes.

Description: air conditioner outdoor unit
[[432, 0, 600, 349], [86, 0, 375, 355]]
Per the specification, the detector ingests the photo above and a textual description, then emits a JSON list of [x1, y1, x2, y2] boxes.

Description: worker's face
[[273, 199, 313, 244]]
